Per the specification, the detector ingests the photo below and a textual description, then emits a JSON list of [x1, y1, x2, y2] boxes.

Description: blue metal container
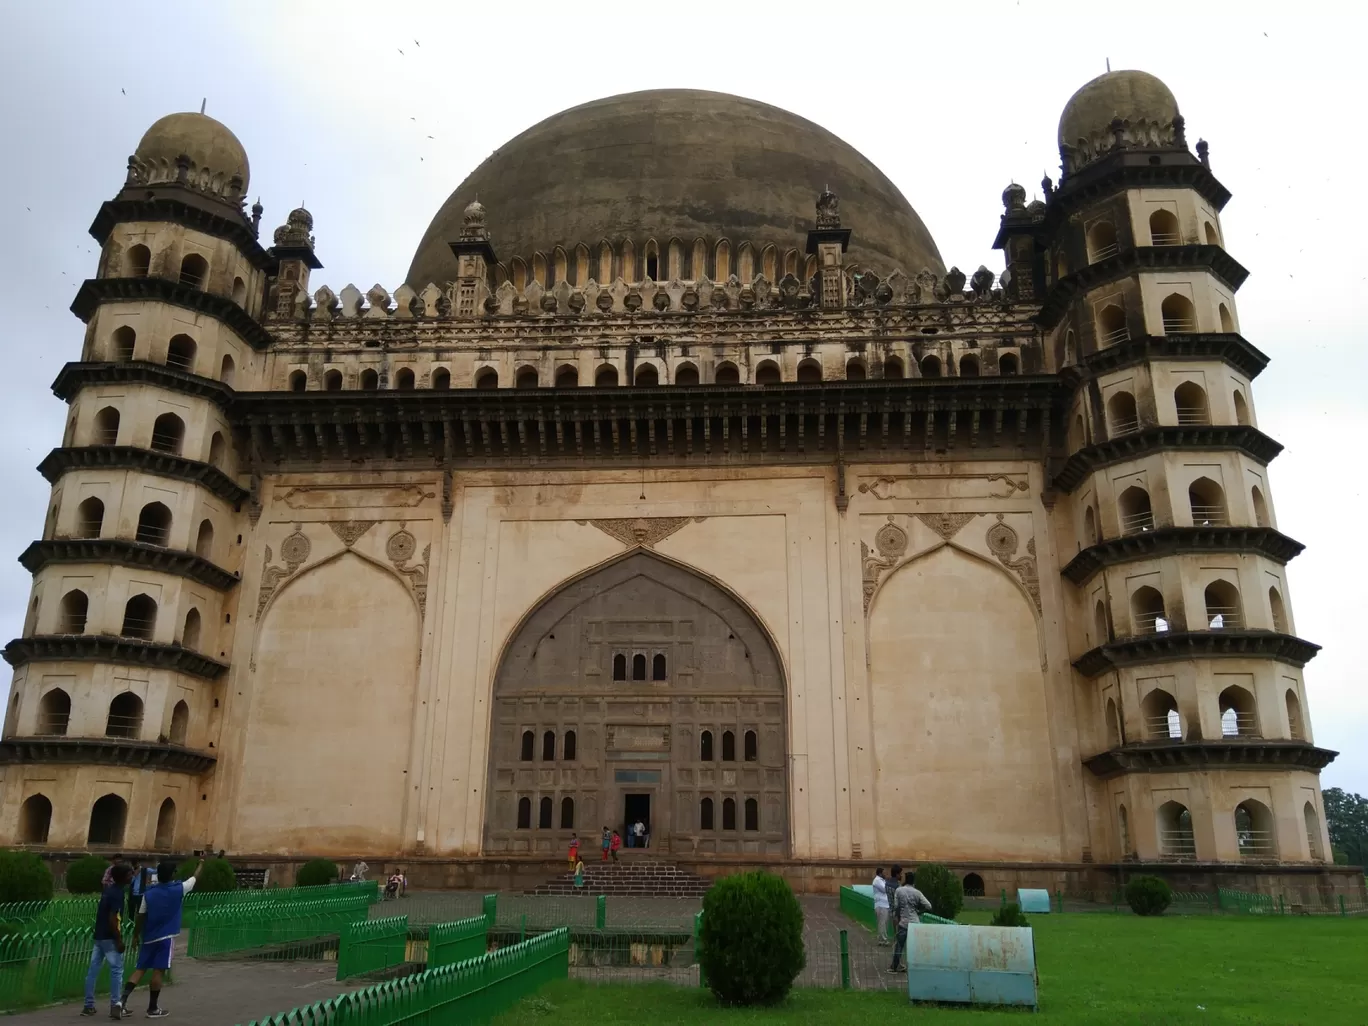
[[1017, 887, 1052, 913], [906, 924, 1038, 1009]]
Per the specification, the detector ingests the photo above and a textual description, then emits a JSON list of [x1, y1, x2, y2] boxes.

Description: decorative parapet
[[1073, 630, 1320, 679], [38, 447, 248, 505], [19, 538, 240, 592], [1083, 739, 1336, 779], [3, 635, 229, 680], [1054, 426, 1283, 494], [1061, 527, 1304, 586], [0, 736, 217, 775]]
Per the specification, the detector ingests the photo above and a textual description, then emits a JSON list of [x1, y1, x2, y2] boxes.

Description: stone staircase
[[530, 856, 711, 897]]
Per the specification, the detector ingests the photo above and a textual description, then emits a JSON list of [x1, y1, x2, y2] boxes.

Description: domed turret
[[131, 112, 250, 201], [1058, 70, 1181, 174]]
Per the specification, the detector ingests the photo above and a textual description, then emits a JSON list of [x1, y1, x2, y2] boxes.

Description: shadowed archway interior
[[485, 550, 787, 856]]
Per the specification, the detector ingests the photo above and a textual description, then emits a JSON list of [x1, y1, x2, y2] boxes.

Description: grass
[[493, 913, 1368, 1026]]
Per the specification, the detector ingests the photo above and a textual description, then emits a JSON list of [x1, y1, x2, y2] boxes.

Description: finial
[[1106, 58, 1111, 72], [816, 188, 840, 228], [200, 98, 206, 115], [1172, 113, 1187, 148], [1196, 139, 1210, 168]]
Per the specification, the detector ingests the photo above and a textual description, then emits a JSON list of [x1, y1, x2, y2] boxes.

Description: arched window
[[154, 798, 177, 848], [1157, 801, 1195, 859], [1105, 697, 1122, 748], [1174, 382, 1209, 425], [744, 798, 759, 831], [755, 361, 781, 385], [1149, 209, 1180, 246], [634, 365, 658, 386], [76, 497, 105, 539], [516, 366, 539, 390], [543, 730, 556, 761], [700, 797, 714, 830], [94, 406, 120, 446], [150, 413, 184, 455], [58, 590, 89, 634], [963, 872, 985, 897], [1286, 689, 1305, 741], [632, 653, 647, 681], [360, 369, 380, 390], [884, 356, 905, 380], [1236, 800, 1277, 859], [1107, 391, 1139, 435], [232, 276, 247, 307], [19, 794, 52, 844], [112, 326, 136, 361], [846, 359, 867, 381], [1218, 303, 1235, 333], [106, 691, 144, 738], [1097, 304, 1128, 346], [136, 502, 172, 546], [722, 797, 737, 830], [1161, 293, 1196, 334], [1118, 486, 1154, 535], [1220, 684, 1258, 737], [1205, 221, 1220, 245], [1305, 802, 1323, 860], [38, 688, 71, 735], [700, 730, 714, 761], [394, 367, 415, 391], [554, 365, 578, 388], [715, 362, 740, 385], [1204, 579, 1243, 630], [612, 654, 627, 681], [795, 359, 822, 383], [520, 730, 534, 761], [744, 729, 757, 761], [517, 797, 531, 829], [121, 595, 157, 640], [652, 654, 667, 680], [1141, 688, 1181, 739], [430, 368, 450, 390], [674, 363, 699, 386], [126, 245, 150, 278], [1084, 506, 1098, 546], [1093, 599, 1108, 645], [539, 796, 553, 829], [998, 352, 1019, 376], [1232, 390, 1250, 425], [87, 794, 128, 846], [1118, 805, 1132, 856], [1268, 586, 1288, 633], [595, 365, 619, 387], [166, 335, 196, 373], [208, 432, 226, 469], [288, 370, 307, 392], [959, 353, 980, 377], [179, 253, 209, 290], [219, 354, 235, 386], [561, 797, 575, 829], [1130, 586, 1168, 636], [1087, 220, 1119, 262], [722, 730, 735, 762], [182, 608, 201, 650], [1251, 486, 1270, 528], [170, 700, 189, 745], [563, 730, 577, 761], [194, 519, 214, 561], [919, 354, 942, 378], [1188, 477, 1226, 526]]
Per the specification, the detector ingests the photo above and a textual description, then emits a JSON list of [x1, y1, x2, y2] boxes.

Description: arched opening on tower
[[1219, 684, 1259, 737], [1235, 800, 1277, 860], [87, 794, 128, 847], [635, 364, 659, 386], [195, 519, 214, 560], [58, 591, 88, 634], [1304, 802, 1323, 860], [170, 700, 189, 745], [288, 370, 307, 392], [1087, 220, 1119, 262], [1251, 486, 1270, 528], [155, 798, 177, 849], [1096, 304, 1128, 346], [1268, 586, 1288, 633], [959, 353, 980, 377], [1130, 586, 1168, 636], [715, 362, 741, 385], [430, 368, 450, 390], [674, 363, 699, 386], [19, 794, 52, 844], [1105, 697, 1123, 748], [219, 354, 236, 386], [1148, 209, 1181, 246], [112, 326, 136, 361], [1188, 477, 1227, 526], [182, 607, 202, 650], [1107, 391, 1139, 435], [179, 253, 209, 290], [795, 359, 822, 383], [76, 497, 105, 538], [884, 356, 905, 379], [395, 368, 415, 390], [755, 361, 781, 385], [998, 352, 1019, 376], [1160, 293, 1197, 334], [105, 691, 144, 738], [595, 366, 619, 387], [516, 366, 540, 390], [1286, 688, 1305, 741], [919, 354, 941, 378], [1117, 486, 1154, 535], [554, 365, 579, 388], [1233, 389, 1250, 425], [136, 502, 172, 547], [120, 594, 157, 641], [38, 688, 71, 735], [1204, 579, 1243, 630], [126, 245, 151, 278], [150, 413, 184, 455], [94, 406, 120, 446], [166, 335, 197, 373], [1156, 800, 1195, 859], [845, 359, 866, 381], [1219, 303, 1235, 333], [1174, 382, 1210, 425]]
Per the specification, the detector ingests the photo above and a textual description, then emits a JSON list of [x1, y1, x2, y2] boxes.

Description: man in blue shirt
[[81, 862, 131, 1018], [119, 858, 201, 1018]]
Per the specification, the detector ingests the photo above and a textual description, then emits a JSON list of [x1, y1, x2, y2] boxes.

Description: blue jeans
[[84, 939, 124, 1008]]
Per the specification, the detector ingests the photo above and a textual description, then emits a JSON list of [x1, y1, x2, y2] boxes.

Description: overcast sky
[[1, 1, 1363, 795]]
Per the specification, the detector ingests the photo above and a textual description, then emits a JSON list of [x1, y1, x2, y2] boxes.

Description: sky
[[0, 1, 1363, 794]]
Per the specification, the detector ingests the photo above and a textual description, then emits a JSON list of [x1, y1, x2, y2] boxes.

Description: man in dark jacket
[[82, 862, 131, 1018]]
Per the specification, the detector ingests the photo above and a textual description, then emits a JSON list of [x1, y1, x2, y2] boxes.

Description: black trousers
[[890, 924, 908, 969]]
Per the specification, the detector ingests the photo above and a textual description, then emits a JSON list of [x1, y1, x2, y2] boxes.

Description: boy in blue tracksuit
[[120, 858, 201, 1018]]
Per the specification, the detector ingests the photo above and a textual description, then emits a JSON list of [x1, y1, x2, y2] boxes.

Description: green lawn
[[493, 913, 1368, 1026]]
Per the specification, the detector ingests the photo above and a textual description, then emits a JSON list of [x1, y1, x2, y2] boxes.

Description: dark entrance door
[[623, 793, 650, 848]]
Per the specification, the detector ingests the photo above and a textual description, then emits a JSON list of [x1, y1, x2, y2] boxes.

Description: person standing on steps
[[600, 826, 611, 862], [633, 819, 646, 850], [121, 857, 202, 1018], [81, 862, 131, 1019], [573, 857, 585, 890], [887, 869, 932, 975], [610, 829, 622, 863], [871, 867, 891, 946], [568, 832, 579, 868]]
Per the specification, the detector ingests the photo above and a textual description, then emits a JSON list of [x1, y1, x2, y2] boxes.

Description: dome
[[1058, 70, 1179, 152], [407, 89, 943, 287], [134, 112, 250, 192]]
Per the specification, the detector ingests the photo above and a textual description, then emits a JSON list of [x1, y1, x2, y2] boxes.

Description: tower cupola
[[1057, 70, 1182, 177], [126, 111, 251, 209]]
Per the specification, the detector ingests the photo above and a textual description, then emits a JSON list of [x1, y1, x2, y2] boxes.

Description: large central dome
[[406, 89, 944, 287]]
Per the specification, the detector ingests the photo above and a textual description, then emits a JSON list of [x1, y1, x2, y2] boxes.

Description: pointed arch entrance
[[484, 550, 787, 856]]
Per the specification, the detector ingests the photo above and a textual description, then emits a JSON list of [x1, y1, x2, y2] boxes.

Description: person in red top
[[568, 833, 579, 868], [609, 830, 622, 863]]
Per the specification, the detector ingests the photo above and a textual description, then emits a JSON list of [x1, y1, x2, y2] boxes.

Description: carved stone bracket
[[328, 520, 377, 547], [986, 515, 1041, 614], [861, 518, 908, 611], [578, 516, 706, 548], [256, 525, 311, 617], [915, 512, 980, 542], [387, 526, 430, 619]]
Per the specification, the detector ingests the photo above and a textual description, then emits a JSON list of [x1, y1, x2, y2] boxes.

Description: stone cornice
[[51, 361, 234, 407], [1037, 246, 1249, 330], [1048, 155, 1232, 224], [1062, 333, 1269, 385], [1061, 527, 1305, 586], [1083, 740, 1336, 779], [2, 635, 229, 680], [1073, 631, 1320, 679], [19, 538, 240, 591], [0, 736, 217, 775], [1054, 425, 1283, 493], [89, 197, 274, 271], [70, 277, 274, 351], [37, 447, 248, 505]]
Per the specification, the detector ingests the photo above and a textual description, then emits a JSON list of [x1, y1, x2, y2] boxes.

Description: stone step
[[528, 860, 712, 896]]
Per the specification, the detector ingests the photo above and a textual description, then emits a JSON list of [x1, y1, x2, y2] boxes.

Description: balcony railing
[[1205, 606, 1243, 630], [35, 714, 69, 736], [119, 616, 156, 640], [1174, 406, 1210, 426], [149, 432, 182, 454], [1120, 510, 1155, 535], [1110, 416, 1140, 436], [1189, 504, 1227, 526], [75, 520, 103, 539], [1098, 326, 1131, 347], [1150, 232, 1182, 246], [1159, 830, 1197, 860], [1134, 611, 1171, 635], [57, 618, 87, 634], [1221, 711, 1260, 737], [94, 427, 119, 445], [1090, 242, 1120, 261], [1162, 316, 1197, 334], [1307, 834, 1323, 862], [165, 352, 195, 373], [1145, 712, 1182, 740], [104, 714, 143, 739], [1237, 830, 1276, 860], [178, 270, 205, 289], [134, 524, 169, 546]]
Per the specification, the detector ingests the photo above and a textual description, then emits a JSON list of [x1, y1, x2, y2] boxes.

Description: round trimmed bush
[[1125, 875, 1172, 916], [913, 863, 963, 920], [0, 850, 54, 903], [178, 857, 236, 892], [296, 858, 339, 888], [991, 902, 1030, 927], [699, 871, 805, 1006], [63, 854, 109, 894]]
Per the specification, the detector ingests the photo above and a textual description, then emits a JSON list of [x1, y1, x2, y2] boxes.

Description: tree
[[1323, 788, 1368, 868]]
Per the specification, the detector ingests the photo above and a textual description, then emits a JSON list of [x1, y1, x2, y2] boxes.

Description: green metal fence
[[239, 927, 569, 1026], [838, 885, 876, 933], [336, 915, 408, 981], [427, 915, 488, 970], [0, 896, 98, 933], [188, 895, 372, 959], [0, 924, 141, 1011], [184, 881, 378, 924]]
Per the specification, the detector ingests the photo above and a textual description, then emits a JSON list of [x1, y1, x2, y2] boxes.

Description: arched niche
[[485, 549, 787, 858]]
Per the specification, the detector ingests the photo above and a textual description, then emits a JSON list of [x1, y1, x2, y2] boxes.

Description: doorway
[[624, 793, 651, 849]]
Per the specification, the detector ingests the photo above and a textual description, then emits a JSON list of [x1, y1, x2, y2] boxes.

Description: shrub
[[64, 854, 109, 894], [912, 863, 963, 921], [178, 857, 236, 892], [1125, 875, 1172, 916], [0, 850, 54, 903], [297, 858, 339, 888], [699, 871, 805, 1006], [991, 902, 1030, 927]]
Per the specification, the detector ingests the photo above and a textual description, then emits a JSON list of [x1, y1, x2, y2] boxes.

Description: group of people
[[563, 823, 648, 886], [870, 865, 934, 974]]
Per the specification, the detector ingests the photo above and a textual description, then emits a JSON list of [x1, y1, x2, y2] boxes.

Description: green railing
[[188, 895, 371, 959], [336, 915, 408, 981], [0, 897, 98, 933], [427, 915, 488, 970], [0, 924, 140, 1011], [184, 881, 378, 924], [837, 885, 875, 933], [239, 927, 569, 1026], [481, 893, 497, 923]]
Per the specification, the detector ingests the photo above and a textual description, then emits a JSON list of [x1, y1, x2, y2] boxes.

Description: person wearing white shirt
[[871, 867, 891, 945]]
